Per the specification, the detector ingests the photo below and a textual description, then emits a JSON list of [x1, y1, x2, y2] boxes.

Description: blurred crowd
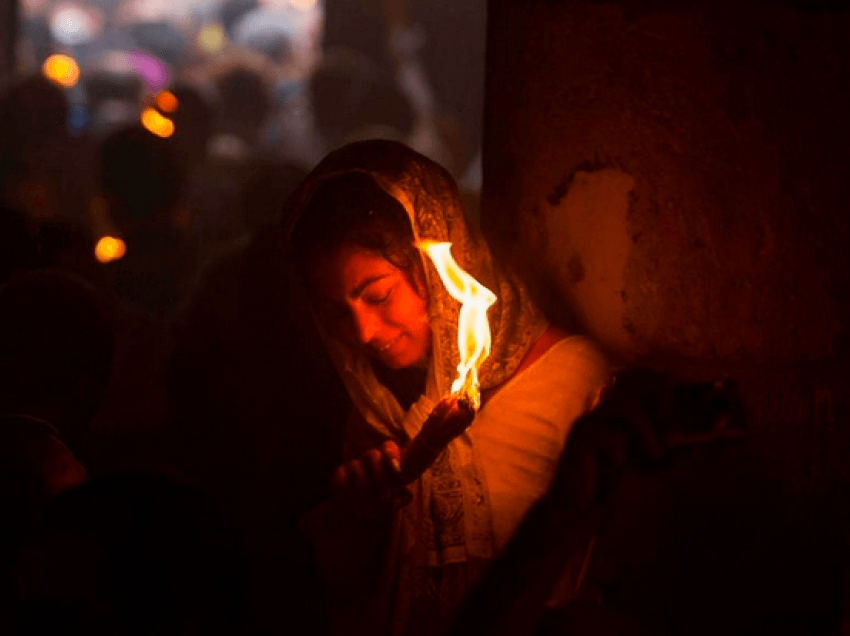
[[1, 1, 484, 633], [20, 0, 480, 240]]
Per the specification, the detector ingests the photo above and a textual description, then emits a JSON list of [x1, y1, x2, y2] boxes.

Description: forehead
[[309, 244, 400, 300]]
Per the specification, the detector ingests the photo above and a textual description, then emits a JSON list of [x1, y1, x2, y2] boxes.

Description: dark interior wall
[[0, 0, 15, 87], [482, 0, 850, 512]]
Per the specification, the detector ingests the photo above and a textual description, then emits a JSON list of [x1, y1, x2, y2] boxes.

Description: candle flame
[[419, 241, 496, 409]]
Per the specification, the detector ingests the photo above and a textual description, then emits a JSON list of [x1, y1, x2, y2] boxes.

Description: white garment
[[469, 336, 609, 552]]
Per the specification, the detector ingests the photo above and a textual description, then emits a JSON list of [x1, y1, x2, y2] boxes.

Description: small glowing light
[[155, 90, 179, 113], [418, 241, 497, 409], [49, 4, 96, 45], [289, 0, 316, 8], [95, 236, 126, 263], [140, 107, 175, 138], [197, 24, 226, 52], [41, 54, 80, 88]]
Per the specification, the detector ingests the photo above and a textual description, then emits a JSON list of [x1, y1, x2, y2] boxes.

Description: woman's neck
[[374, 363, 427, 411]]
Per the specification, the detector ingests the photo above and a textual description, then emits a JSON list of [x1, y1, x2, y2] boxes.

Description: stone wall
[[482, 0, 850, 511]]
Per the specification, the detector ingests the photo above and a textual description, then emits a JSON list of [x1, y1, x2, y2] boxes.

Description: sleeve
[[560, 336, 612, 424]]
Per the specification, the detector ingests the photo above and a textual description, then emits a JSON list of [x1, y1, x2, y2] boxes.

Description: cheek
[[386, 289, 423, 326], [392, 293, 430, 347], [412, 316, 432, 356]]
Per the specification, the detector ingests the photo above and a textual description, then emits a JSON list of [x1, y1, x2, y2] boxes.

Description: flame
[[419, 241, 496, 409], [140, 107, 175, 138], [94, 236, 126, 263]]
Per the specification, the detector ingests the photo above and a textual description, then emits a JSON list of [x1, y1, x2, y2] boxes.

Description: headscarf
[[284, 140, 548, 636]]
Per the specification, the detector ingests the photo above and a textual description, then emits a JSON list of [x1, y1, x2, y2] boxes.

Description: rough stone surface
[[484, 1, 850, 365], [482, 0, 850, 524]]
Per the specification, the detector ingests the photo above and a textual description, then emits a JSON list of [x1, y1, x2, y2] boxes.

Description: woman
[[285, 140, 609, 636]]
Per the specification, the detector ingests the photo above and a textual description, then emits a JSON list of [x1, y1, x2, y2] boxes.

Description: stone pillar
[[482, 1, 850, 506]]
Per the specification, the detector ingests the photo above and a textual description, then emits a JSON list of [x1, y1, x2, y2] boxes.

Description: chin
[[381, 347, 419, 370], [382, 355, 410, 370]]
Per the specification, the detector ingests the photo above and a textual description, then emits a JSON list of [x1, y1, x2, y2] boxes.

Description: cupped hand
[[331, 440, 413, 517]]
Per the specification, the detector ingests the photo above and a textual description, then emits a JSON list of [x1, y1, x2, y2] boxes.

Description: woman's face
[[310, 244, 431, 369]]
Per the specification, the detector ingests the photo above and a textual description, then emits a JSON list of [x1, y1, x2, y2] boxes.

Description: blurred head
[[83, 69, 143, 123], [99, 124, 184, 228], [246, 31, 294, 66], [220, 0, 258, 36], [291, 173, 430, 369], [0, 75, 69, 159], [0, 269, 114, 437], [0, 206, 38, 285], [129, 21, 186, 67], [240, 159, 308, 233], [167, 81, 214, 168], [308, 48, 414, 149], [213, 65, 275, 143]]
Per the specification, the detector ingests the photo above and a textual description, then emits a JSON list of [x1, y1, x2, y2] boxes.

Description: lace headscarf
[[285, 140, 548, 636]]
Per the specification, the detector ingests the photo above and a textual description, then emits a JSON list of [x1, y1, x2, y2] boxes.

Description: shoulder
[[480, 328, 610, 411], [533, 334, 610, 405], [547, 331, 610, 377], [522, 329, 611, 416], [520, 326, 609, 382]]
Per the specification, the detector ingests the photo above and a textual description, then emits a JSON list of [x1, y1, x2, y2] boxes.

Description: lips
[[377, 335, 402, 353]]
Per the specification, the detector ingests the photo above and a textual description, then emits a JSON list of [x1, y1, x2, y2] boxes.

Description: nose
[[351, 305, 382, 345]]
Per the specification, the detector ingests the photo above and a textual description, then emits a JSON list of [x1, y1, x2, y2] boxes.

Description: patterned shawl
[[284, 140, 548, 636]]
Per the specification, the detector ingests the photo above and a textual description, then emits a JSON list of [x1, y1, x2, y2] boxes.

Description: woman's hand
[[331, 440, 412, 518]]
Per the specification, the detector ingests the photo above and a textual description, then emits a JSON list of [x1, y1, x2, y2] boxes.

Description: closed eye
[[364, 288, 393, 306]]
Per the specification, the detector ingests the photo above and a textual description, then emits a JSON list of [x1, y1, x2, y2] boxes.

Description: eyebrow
[[350, 274, 391, 299]]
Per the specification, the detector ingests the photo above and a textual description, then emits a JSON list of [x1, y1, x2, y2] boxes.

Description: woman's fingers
[[364, 448, 388, 495], [330, 460, 371, 515], [382, 440, 403, 477], [331, 442, 410, 517], [380, 441, 412, 508]]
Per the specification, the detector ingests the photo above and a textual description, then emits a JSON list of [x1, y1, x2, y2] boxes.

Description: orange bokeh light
[[140, 107, 175, 138], [94, 236, 127, 263], [42, 54, 80, 88], [155, 90, 179, 113]]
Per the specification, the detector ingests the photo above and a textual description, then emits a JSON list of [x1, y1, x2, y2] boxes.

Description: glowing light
[[419, 241, 497, 409], [41, 54, 80, 88], [128, 52, 170, 92], [155, 90, 178, 113], [49, 4, 97, 45], [197, 24, 226, 52], [94, 236, 126, 263], [289, 0, 316, 8], [140, 107, 175, 138]]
